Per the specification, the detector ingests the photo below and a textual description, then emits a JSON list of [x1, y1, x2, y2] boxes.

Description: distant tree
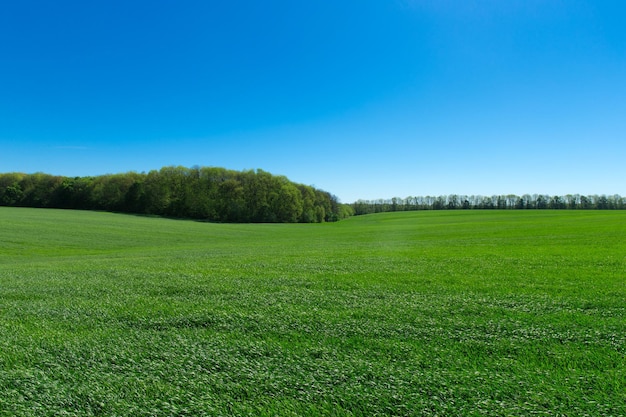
[[536, 195, 547, 209], [611, 194, 626, 209], [2, 183, 24, 206], [298, 184, 318, 222], [267, 180, 302, 223], [447, 194, 459, 209], [217, 177, 245, 222], [481, 196, 494, 209], [505, 194, 517, 209], [391, 197, 400, 212], [19, 173, 63, 208], [580, 195, 592, 209], [0, 173, 26, 206], [433, 196, 445, 210], [124, 180, 145, 213], [338, 203, 355, 219], [91, 174, 137, 212], [549, 195, 565, 209], [522, 194, 534, 209], [596, 195, 609, 210]]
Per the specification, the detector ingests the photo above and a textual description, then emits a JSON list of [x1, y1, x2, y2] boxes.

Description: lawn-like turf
[[0, 207, 624, 416]]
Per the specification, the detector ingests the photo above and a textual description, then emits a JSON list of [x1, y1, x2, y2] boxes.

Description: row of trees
[[0, 166, 354, 223], [352, 194, 626, 215]]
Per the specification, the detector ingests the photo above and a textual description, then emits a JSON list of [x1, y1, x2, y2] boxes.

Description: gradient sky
[[2, 1, 625, 203]]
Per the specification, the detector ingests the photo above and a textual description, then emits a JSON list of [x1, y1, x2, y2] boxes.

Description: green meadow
[[0, 207, 624, 416]]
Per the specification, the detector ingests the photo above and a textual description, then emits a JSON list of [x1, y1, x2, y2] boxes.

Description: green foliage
[[0, 167, 350, 223], [0, 208, 624, 416], [354, 193, 626, 214]]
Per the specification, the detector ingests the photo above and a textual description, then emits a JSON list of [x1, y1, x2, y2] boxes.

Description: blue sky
[[1, 0, 625, 203]]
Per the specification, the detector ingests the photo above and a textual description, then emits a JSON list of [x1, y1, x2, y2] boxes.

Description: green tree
[[270, 181, 303, 223], [549, 195, 565, 209], [90, 174, 137, 211], [19, 173, 63, 208], [297, 184, 318, 222], [1, 183, 24, 206], [536, 195, 547, 209], [218, 177, 246, 222], [596, 195, 609, 209]]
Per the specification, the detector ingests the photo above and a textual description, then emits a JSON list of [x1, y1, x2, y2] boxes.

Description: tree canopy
[[352, 193, 626, 214], [3, 168, 622, 221], [0, 167, 353, 223]]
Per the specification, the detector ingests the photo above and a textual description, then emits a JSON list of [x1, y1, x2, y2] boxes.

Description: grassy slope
[[0, 207, 624, 416]]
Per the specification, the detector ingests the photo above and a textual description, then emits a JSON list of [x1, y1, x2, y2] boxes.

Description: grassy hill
[[1, 207, 624, 416]]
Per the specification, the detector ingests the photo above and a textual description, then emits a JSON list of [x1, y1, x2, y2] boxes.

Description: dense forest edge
[[352, 193, 626, 214], [1, 167, 624, 222], [0, 167, 353, 223]]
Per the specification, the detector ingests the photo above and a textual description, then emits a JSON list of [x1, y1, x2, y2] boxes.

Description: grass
[[0, 207, 624, 416]]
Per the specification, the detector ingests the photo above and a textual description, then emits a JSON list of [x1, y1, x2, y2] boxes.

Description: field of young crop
[[0, 207, 624, 416]]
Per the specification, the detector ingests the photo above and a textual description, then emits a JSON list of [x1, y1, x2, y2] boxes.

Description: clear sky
[[1, 1, 625, 203]]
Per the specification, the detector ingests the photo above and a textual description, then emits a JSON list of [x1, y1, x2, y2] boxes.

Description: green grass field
[[0, 207, 624, 416]]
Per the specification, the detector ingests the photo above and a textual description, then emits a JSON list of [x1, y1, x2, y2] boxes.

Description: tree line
[[0, 166, 354, 223], [352, 193, 626, 215]]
